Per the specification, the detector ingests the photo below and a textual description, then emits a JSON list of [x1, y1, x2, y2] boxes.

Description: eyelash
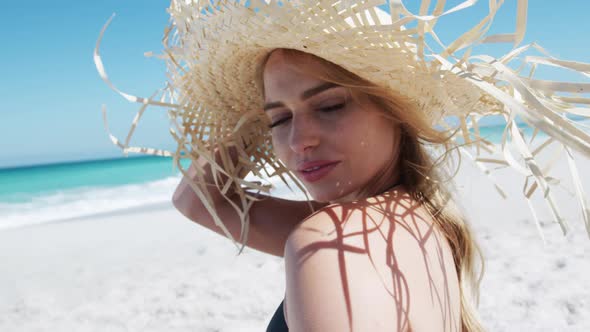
[[268, 103, 345, 129]]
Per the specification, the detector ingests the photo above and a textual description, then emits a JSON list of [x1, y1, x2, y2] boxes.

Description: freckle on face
[[263, 50, 398, 203]]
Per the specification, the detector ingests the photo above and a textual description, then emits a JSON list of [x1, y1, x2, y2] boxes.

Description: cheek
[[271, 131, 290, 162], [337, 112, 376, 148], [353, 115, 396, 166]]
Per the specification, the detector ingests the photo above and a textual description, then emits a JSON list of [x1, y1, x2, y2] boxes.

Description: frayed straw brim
[[95, 0, 590, 251]]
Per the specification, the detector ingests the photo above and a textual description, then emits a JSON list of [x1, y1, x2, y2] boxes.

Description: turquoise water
[[459, 122, 542, 144], [0, 123, 533, 204], [0, 156, 188, 203], [0, 156, 193, 230], [0, 122, 576, 230]]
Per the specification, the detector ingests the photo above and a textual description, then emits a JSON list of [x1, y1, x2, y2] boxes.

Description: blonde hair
[[261, 48, 486, 332]]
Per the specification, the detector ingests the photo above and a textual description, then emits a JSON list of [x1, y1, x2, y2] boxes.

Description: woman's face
[[262, 50, 399, 203]]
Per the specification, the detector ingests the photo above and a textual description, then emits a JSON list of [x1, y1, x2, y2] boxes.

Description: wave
[[0, 177, 181, 231], [0, 170, 309, 231]]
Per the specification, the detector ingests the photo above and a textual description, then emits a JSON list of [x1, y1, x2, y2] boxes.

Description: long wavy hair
[[259, 48, 486, 332]]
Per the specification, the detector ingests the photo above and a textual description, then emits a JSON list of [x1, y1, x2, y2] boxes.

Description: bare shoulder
[[284, 187, 461, 332]]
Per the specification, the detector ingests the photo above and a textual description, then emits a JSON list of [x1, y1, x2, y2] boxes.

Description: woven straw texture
[[95, 0, 590, 250]]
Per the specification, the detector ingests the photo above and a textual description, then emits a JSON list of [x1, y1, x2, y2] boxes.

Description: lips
[[297, 160, 340, 183]]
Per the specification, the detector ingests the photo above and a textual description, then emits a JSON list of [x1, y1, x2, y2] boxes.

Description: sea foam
[[0, 177, 180, 230], [0, 171, 306, 231]]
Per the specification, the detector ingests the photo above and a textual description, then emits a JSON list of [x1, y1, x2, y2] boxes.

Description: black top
[[266, 299, 288, 332]]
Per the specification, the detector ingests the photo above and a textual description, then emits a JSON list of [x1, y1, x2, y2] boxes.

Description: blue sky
[[1, 1, 588, 169]]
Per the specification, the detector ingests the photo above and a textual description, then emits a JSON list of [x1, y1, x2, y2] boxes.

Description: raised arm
[[172, 151, 326, 257]]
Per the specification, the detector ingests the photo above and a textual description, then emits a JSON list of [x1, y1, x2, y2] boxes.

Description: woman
[[96, 1, 590, 331], [173, 48, 483, 331]]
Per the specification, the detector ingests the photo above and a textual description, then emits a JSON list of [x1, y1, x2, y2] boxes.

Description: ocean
[[0, 123, 562, 230], [0, 156, 187, 230]]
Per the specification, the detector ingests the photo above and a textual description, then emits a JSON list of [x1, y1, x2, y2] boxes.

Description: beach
[[0, 204, 286, 332], [1, 151, 590, 332], [3, 0, 590, 330]]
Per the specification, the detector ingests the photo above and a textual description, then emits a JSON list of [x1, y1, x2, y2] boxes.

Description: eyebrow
[[263, 82, 339, 112]]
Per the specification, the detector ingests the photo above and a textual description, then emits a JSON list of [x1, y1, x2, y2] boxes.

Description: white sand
[[1, 152, 590, 331]]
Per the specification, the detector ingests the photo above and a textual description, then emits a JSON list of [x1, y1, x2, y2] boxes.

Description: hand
[[182, 137, 253, 203]]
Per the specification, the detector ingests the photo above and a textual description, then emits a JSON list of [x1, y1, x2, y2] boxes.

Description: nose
[[289, 113, 320, 154]]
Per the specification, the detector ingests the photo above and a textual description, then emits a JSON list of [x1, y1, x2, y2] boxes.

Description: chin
[[307, 186, 358, 203]]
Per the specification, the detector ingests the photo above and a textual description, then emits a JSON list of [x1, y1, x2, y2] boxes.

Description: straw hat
[[95, 0, 590, 249]]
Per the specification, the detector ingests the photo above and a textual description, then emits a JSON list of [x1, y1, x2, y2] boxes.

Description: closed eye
[[269, 103, 345, 129], [269, 115, 292, 128], [319, 103, 345, 112]]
